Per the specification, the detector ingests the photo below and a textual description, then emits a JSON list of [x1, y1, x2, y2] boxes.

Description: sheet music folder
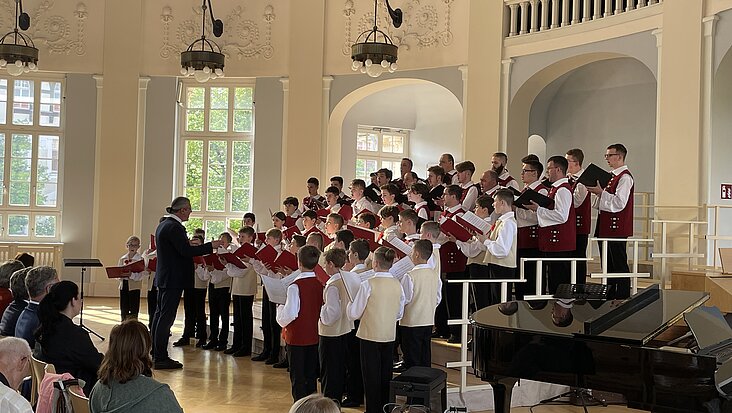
[[514, 189, 553, 209], [577, 163, 613, 188], [64, 258, 103, 267]]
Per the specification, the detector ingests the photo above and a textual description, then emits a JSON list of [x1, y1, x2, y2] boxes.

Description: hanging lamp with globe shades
[[351, 0, 402, 78], [180, 0, 225, 83], [0, 0, 38, 76]]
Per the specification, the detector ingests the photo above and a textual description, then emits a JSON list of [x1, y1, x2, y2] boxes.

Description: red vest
[[570, 179, 592, 235], [302, 196, 325, 211], [283, 277, 323, 346], [440, 207, 467, 273], [415, 203, 429, 219], [517, 187, 539, 249], [597, 169, 634, 238], [459, 183, 481, 203], [284, 216, 298, 228], [538, 182, 576, 252], [497, 175, 516, 188]]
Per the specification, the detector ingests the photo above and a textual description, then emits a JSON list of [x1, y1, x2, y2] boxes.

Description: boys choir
[[111, 144, 634, 412]]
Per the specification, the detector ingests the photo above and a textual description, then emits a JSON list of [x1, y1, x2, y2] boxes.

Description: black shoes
[[272, 359, 288, 369], [172, 337, 190, 347], [154, 358, 183, 370], [195, 339, 206, 348], [264, 357, 278, 365], [447, 334, 461, 344], [341, 398, 362, 408], [232, 349, 251, 358], [214, 343, 228, 351], [202, 340, 219, 350], [251, 352, 269, 362], [223, 347, 239, 355]]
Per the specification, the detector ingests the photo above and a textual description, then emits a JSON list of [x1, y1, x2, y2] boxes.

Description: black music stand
[[63, 258, 104, 341]]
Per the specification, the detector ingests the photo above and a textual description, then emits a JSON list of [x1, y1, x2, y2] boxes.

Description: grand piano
[[471, 285, 732, 413]]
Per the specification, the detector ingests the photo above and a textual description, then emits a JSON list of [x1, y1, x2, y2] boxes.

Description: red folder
[[193, 256, 205, 266], [105, 260, 146, 279], [204, 254, 225, 271], [233, 243, 258, 259], [380, 239, 407, 259], [256, 232, 266, 244], [255, 244, 278, 267], [273, 250, 298, 271], [147, 257, 157, 272], [303, 226, 333, 248], [455, 214, 489, 235], [347, 224, 382, 252], [219, 252, 247, 269], [282, 225, 301, 241], [315, 265, 330, 286], [439, 218, 472, 242], [337, 204, 353, 221], [316, 208, 330, 218]]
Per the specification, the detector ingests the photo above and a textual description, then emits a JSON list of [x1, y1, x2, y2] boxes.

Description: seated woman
[[90, 320, 183, 413], [34, 280, 103, 395]]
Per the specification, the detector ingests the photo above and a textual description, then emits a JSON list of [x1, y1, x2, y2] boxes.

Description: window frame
[[355, 126, 410, 181], [176, 79, 255, 237], [0, 74, 65, 241]]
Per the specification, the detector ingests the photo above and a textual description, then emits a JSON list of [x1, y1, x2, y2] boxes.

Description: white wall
[[530, 58, 656, 192], [339, 82, 462, 183], [710, 45, 732, 256], [252, 77, 284, 218]]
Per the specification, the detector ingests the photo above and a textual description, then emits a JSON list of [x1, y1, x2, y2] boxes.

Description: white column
[[458, 65, 469, 160], [133, 77, 150, 236], [583, 0, 591, 21], [562, 0, 571, 26], [604, 0, 612, 17], [530, 0, 539, 32], [551, 0, 560, 28], [615, 0, 623, 14], [321, 76, 333, 181], [500, 59, 514, 152], [572, 0, 580, 24], [519, 2, 529, 34], [509, 4, 519, 36], [540, 0, 549, 30], [701, 16, 718, 206], [652, 28, 663, 199], [594, 0, 602, 19], [91, 75, 103, 263], [279, 77, 290, 202], [627, 0, 635, 11], [638, 0, 647, 6]]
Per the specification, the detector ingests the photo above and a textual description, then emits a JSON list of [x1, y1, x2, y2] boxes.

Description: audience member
[[0, 261, 24, 318], [34, 280, 103, 395], [288, 394, 340, 413], [15, 266, 58, 347], [0, 337, 33, 413], [12, 254, 33, 269], [90, 320, 183, 413], [0, 268, 31, 336]]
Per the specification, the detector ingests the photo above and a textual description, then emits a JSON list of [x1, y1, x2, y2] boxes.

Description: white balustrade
[[591, 237, 653, 294]]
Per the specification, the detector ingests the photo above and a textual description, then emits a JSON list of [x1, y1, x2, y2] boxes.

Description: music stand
[[63, 259, 104, 341]]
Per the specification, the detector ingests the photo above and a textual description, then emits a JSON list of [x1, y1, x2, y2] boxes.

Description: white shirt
[[483, 184, 501, 197], [597, 165, 634, 213], [401, 263, 442, 306], [0, 381, 33, 413], [456, 215, 493, 258], [288, 211, 305, 231], [351, 263, 367, 273], [117, 252, 145, 282], [413, 201, 429, 221], [352, 196, 377, 217], [346, 272, 406, 321], [498, 170, 520, 191], [515, 180, 548, 228], [459, 181, 479, 212], [405, 233, 421, 244], [276, 271, 317, 328], [166, 213, 184, 225], [320, 271, 361, 326], [447, 169, 459, 185], [382, 225, 400, 240], [536, 178, 573, 227], [567, 168, 589, 208], [483, 212, 517, 259], [428, 243, 440, 269]]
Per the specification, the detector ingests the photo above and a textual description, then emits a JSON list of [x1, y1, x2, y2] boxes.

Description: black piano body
[[471, 286, 731, 413]]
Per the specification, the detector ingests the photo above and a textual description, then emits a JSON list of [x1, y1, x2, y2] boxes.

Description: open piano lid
[[471, 285, 709, 346]]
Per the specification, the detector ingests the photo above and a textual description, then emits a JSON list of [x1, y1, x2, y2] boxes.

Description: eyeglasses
[[604, 153, 620, 159], [521, 169, 536, 174]]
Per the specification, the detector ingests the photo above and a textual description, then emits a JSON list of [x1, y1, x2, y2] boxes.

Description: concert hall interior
[[0, 0, 732, 412]]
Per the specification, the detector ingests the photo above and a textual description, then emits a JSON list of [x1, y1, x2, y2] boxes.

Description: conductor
[[151, 196, 220, 369]]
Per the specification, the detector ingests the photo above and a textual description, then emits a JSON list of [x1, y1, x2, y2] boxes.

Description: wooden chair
[[69, 385, 90, 413], [29, 354, 55, 406]]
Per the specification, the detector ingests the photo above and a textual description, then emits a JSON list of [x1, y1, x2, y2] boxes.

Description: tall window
[[0, 77, 63, 241], [355, 127, 409, 180], [177, 81, 254, 237]]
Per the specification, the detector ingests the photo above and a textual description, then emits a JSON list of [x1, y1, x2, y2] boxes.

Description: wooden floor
[[80, 297, 644, 413]]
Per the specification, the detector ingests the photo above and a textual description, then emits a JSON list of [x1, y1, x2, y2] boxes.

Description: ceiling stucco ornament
[[0, 0, 87, 56], [159, 4, 276, 62], [342, 0, 453, 57]]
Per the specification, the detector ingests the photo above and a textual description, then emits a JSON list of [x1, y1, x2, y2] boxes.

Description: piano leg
[[491, 377, 518, 413]]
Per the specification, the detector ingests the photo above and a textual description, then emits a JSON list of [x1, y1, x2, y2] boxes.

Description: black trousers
[[345, 325, 363, 403], [515, 248, 541, 300], [360, 339, 394, 413], [574, 234, 589, 285], [469, 263, 493, 310], [433, 272, 450, 337], [260, 290, 281, 359], [119, 280, 140, 321], [489, 264, 516, 303], [600, 239, 630, 299], [192, 288, 207, 340], [445, 270, 466, 336], [146, 286, 157, 331], [400, 325, 432, 369], [232, 294, 254, 352], [543, 251, 571, 295], [182, 287, 196, 338], [288, 344, 319, 402], [319, 334, 349, 402], [151, 287, 182, 361], [208, 285, 231, 345]]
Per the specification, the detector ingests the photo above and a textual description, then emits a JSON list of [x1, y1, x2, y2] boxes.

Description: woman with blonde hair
[[288, 394, 340, 413], [89, 320, 182, 413]]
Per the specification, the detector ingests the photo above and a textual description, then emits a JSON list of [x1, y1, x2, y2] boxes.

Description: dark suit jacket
[[0, 299, 27, 336], [15, 301, 39, 347], [154, 216, 213, 290]]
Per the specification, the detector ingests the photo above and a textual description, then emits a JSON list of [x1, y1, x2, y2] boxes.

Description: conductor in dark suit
[[151, 196, 220, 369]]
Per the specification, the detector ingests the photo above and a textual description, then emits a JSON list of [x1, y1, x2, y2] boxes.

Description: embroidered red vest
[[597, 169, 634, 238], [440, 207, 467, 273], [570, 179, 592, 236], [497, 175, 516, 188], [283, 277, 324, 346], [459, 183, 482, 203], [537, 182, 576, 252], [284, 216, 298, 229], [517, 187, 540, 249]]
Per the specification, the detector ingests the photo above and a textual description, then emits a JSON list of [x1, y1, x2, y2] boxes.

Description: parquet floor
[[79, 297, 643, 413]]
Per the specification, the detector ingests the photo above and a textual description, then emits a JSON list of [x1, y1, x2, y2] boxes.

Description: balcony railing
[[505, 0, 662, 37]]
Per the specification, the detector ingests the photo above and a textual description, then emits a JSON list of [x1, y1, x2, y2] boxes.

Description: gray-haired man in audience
[[0, 337, 33, 413], [15, 267, 58, 347]]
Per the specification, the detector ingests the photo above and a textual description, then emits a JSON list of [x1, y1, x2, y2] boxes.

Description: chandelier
[[180, 0, 224, 83], [0, 0, 38, 76], [351, 0, 402, 78]]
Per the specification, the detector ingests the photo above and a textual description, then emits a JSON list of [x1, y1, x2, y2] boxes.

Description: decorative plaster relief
[[160, 4, 276, 62], [0, 0, 87, 56], [342, 0, 453, 56]]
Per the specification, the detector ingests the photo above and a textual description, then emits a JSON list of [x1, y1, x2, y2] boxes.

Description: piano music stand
[[63, 259, 104, 341]]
